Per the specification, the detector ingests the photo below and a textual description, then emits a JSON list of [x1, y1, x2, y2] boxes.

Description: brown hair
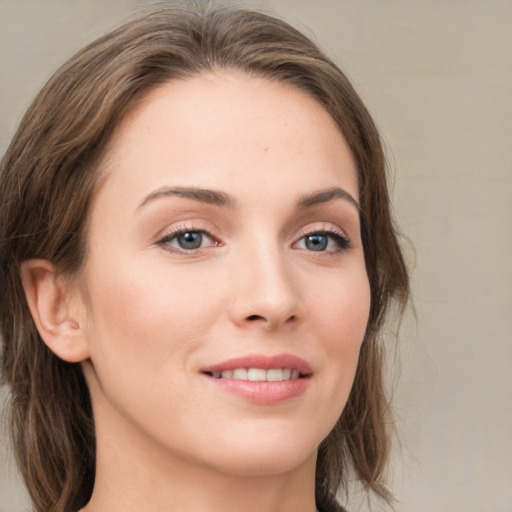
[[0, 3, 408, 511]]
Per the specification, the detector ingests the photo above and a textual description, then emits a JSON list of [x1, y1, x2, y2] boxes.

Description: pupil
[[306, 234, 327, 251], [178, 232, 202, 249]]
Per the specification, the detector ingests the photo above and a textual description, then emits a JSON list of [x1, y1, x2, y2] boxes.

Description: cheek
[[310, 268, 370, 345], [82, 256, 222, 373], [308, 268, 370, 392], [80, 259, 224, 435]]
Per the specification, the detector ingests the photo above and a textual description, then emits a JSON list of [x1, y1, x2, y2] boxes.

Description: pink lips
[[200, 353, 312, 405]]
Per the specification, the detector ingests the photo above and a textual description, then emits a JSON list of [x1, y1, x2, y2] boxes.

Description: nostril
[[247, 314, 265, 322], [245, 314, 298, 325]]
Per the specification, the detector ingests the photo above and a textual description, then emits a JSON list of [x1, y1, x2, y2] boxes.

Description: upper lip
[[200, 353, 313, 376]]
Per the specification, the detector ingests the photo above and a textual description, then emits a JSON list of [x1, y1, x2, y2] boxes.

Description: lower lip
[[204, 375, 311, 404]]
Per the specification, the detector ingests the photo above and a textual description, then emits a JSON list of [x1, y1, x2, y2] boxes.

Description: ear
[[20, 259, 90, 363]]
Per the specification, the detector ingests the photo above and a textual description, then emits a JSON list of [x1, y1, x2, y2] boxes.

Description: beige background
[[1, 1, 511, 511]]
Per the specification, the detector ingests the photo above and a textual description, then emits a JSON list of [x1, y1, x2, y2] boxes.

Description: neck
[[81, 395, 318, 512], [83, 446, 318, 512], [85, 458, 317, 512]]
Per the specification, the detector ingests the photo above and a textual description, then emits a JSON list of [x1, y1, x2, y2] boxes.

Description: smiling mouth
[[204, 368, 306, 382], [201, 355, 312, 403]]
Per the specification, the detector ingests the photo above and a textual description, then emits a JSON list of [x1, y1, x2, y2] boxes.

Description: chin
[[188, 423, 322, 477], [209, 444, 317, 478]]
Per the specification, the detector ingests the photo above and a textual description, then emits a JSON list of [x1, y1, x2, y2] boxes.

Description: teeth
[[247, 368, 267, 381], [232, 368, 248, 380], [210, 368, 301, 382], [266, 369, 283, 381]]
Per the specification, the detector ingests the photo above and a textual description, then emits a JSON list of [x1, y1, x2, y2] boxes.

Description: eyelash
[[156, 224, 220, 254], [294, 227, 351, 254], [156, 225, 351, 255]]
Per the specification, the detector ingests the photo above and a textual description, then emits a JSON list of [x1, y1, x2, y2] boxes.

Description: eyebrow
[[297, 187, 360, 211], [138, 186, 237, 209], [137, 185, 359, 211]]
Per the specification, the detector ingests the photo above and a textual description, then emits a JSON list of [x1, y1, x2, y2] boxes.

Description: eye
[[295, 231, 350, 253], [157, 228, 219, 253]]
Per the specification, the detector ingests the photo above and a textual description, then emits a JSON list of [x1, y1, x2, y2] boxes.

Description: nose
[[227, 241, 305, 331]]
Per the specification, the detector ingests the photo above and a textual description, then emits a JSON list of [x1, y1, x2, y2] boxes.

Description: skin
[[23, 72, 370, 512]]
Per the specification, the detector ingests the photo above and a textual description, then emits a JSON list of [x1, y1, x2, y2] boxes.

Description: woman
[[0, 4, 409, 512]]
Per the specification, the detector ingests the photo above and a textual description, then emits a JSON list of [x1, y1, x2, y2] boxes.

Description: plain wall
[[1, 1, 511, 511]]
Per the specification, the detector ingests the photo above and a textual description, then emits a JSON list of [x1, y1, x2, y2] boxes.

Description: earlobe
[[20, 259, 90, 363]]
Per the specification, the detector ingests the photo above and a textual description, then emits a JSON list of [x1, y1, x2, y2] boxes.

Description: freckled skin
[[76, 72, 370, 512]]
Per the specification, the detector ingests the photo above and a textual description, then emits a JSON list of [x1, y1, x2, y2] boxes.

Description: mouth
[[200, 354, 312, 404], [204, 367, 305, 381], [200, 353, 312, 379]]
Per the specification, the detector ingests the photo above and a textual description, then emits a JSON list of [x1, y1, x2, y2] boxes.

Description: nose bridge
[[229, 232, 302, 329]]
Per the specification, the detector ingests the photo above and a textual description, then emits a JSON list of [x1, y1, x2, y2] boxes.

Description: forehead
[[98, 71, 358, 206]]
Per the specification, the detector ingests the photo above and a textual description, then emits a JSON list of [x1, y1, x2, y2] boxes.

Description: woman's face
[[77, 72, 370, 477]]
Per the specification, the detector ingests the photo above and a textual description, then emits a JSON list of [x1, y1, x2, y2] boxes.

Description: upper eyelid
[[159, 229, 213, 242], [156, 222, 216, 239], [294, 229, 350, 246], [293, 222, 349, 240], [158, 221, 346, 234], [155, 222, 349, 241]]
